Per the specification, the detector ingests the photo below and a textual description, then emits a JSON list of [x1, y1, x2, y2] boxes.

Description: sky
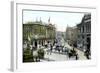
[[23, 10, 84, 32]]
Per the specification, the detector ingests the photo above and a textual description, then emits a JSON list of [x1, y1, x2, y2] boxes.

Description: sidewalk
[[74, 48, 87, 60]]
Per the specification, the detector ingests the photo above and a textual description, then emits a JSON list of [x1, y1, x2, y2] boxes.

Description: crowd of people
[[44, 41, 79, 60], [24, 40, 90, 62]]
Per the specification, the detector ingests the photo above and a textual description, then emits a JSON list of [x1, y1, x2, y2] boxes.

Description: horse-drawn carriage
[[67, 48, 78, 60]]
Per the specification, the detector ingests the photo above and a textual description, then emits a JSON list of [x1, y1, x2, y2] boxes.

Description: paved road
[[40, 48, 78, 62], [39, 38, 87, 62], [44, 50, 68, 61], [64, 42, 87, 60]]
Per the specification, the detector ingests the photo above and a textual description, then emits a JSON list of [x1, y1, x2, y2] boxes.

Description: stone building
[[23, 18, 56, 50], [77, 14, 91, 51], [66, 26, 78, 47]]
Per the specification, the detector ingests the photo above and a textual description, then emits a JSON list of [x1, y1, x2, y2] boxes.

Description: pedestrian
[[84, 49, 90, 59], [33, 50, 39, 62], [58, 46, 60, 54], [47, 43, 51, 55], [75, 53, 78, 60], [50, 44, 53, 55]]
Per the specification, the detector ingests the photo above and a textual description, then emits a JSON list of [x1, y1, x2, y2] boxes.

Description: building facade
[[66, 26, 78, 47], [77, 14, 91, 51], [23, 19, 56, 50]]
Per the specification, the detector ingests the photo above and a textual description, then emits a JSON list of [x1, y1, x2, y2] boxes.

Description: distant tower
[[48, 17, 51, 24]]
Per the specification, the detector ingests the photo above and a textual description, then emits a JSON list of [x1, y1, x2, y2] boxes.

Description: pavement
[[44, 50, 68, 61], [74, 48, 87, 60], [40, 49, 78, 62], [39, 42, 87, 62]]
